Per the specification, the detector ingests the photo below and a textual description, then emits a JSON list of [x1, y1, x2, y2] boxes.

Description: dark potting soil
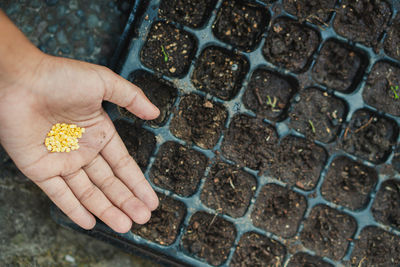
[[372, 179, 400, 230], [289, 88, 346, 143], [350, 227, 400, 266], [181, 211, 236, 266], [341, 109, 398, 164], [221, 114, 278, 171], [251, 184, 307, 238], [170, 94, 227, 149], [363, 61, 400, 116], [113, 119, 156, 171], [312, 40, 365, 93], [263, 18, 319, 73], [230, 232, 286, 267], [243, 69, 296, 121], [149, 141, 208, 197], [158, 0, 216, 28], [384, 14, 400, 61], [282, 0, 336, 25], [300, 205, 356, 260], [131, 193, 186, 246], [114, 0, 399, 265], [200, 161, 256, 218], [119, 71, 177, 126], [321, 156, 378, 210], [140, 21, 196, 77], [333, 0, 391, 48], [268, 136, 327, 190], [212, 0, 269, 51], [191, 46, 249, 100], [287, 252, 333, 267]]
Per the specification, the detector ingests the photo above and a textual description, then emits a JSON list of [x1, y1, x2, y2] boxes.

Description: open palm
[[0, 55, 160, 233]]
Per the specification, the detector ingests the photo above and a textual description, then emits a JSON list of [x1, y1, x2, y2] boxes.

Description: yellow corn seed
[[45, 123, 85, 152]]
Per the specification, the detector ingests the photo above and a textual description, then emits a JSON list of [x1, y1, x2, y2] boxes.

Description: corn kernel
[[44, 123, 85, 153]]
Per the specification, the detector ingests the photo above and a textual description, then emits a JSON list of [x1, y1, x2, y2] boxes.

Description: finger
[[35, 176, 96, 230], [84, 155, 151, 224], [63, 168, 132, 233], [101, 132, 159, 211], [101, 68, 159, 120]]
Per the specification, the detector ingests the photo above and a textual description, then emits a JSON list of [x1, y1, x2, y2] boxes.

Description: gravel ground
[[1, 0, 128, 64], [0, 1, 159, 266]]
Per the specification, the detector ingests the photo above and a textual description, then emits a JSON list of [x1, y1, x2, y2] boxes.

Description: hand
[[0, 53, 160, 233]]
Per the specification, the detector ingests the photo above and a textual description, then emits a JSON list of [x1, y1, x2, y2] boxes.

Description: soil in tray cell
[[363, 61, 400, 116], [251, 184, 307, 238], [372, 180, 400, 230], [263, 18, 319, 73], [119, 71, 177, 126], [350, 226, 400, 266], [243, 69, 296, 121], [221, 114, 278, 172], [149, 141, 207, 197], [181, 211, 236, 266], [333, 0, 391, 48], [384, 14, 400, 61], [312, 40, 365, 93], [341, 109, 398, 164], [230, 232, 286, 267], [287, 252, 333, 267], [321, 156, 378, 211], [300, 205, 356, 261], [282, 0, 336, 25], [191, 46, 249, 100], [158, 0, 216, 28], [200, 161, 256, 218], [212, 0, 269, 52], [131, 193, 186, 246], [170, 94, 227, 149], [268, 136, 327, 190], [140, 21, 196, 77], [113, 119, 156, 171], [289, 88, 346, 143]]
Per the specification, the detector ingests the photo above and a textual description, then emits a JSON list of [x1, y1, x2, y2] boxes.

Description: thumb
[[101, 67, 159, 120]]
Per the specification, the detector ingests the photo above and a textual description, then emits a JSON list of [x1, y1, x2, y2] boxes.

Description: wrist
[[0, 11, 47, 95]]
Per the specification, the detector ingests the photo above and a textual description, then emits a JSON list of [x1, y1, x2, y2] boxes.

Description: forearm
[[0, 10, 45, 92]]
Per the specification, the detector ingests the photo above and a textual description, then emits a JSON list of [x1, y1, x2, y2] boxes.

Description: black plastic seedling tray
[[52, 0, 400, 266]]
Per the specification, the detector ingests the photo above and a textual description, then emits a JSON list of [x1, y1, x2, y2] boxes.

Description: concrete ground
[[0, 1, 159, 266]]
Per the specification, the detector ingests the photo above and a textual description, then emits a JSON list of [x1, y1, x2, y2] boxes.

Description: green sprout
[[308, 120, 316, 134], [390, 85, 399, 100], [266, 95, 277, 108], [161, 45, 169, 62], [266, 95, 281, 113]]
